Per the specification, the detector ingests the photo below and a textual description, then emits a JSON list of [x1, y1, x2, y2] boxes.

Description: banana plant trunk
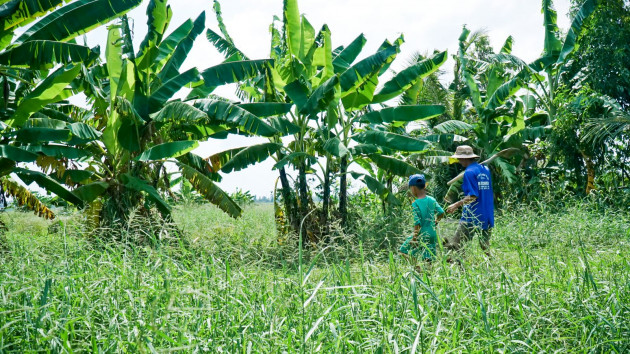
[[339, 156, 348, 228], [582, 153, 595, 195], [279, 167, 299, 233], [298, 162, 309, 227], [321, 159, 331, 235]]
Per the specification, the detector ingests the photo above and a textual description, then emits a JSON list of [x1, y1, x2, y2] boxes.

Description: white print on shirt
[[477, 173, 491, 190]]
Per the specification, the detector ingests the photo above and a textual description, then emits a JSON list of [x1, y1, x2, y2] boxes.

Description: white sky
[[79, 0, 572, 197]]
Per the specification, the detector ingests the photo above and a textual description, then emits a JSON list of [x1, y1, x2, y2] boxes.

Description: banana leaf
[[357, 105, 445, 124], [0, 40, 99, 69], [14, 168, 84, 207], [0, 145, 38, 162], [368, 154, 421, 177], [136, 141, 199, 161], [217, 143, 283, 173], [121, 173, 171, 215], [179, 163, 241, 218], [372, 51, 448, 103], [15, 0, 143, 43], [352, 130, 429, 152], [193, 99, 278, 137]]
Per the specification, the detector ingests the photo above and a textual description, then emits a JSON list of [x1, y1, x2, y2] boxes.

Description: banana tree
[[205, 0, 448, 238], [59, 1, 280, 228], [0, 0, 143, 221], [451, 25, 555, 186]]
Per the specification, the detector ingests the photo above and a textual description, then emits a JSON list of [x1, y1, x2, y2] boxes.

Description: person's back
[[462, 162, 494, 230]]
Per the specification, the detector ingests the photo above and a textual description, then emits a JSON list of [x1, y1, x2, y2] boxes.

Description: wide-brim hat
[[451, 145, 479, 159]]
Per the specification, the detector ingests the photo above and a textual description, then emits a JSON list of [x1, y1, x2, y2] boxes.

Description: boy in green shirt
[[399, 174, 445, 262]]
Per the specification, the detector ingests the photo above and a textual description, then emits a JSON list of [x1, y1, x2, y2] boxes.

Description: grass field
[[0, 202, 629, 352]]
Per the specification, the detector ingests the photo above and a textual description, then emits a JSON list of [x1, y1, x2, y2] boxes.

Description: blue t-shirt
[[461, 162, 494, 229]]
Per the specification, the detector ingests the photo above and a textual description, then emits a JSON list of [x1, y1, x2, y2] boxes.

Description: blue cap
[[408, 174, 426, 188]]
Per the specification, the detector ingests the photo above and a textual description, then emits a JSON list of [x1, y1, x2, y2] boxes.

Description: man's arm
[[446, 195, 477, 214]]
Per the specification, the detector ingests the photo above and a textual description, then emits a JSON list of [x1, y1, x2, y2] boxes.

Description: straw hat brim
[[451, 153, 480, 159]]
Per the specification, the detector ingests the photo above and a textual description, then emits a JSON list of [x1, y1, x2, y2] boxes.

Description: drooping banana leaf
[[189, 59, 271, 98], [218, 143, 283, 173], [433, 120, 474, 134], [349, 144, 379, 156], [357, 105, 445, 124], [151, 101, 208, 124], [62, 169, 94, 183], [121, 173, 171, 215], [353, 173, 400, 205], [179, 163, 241, 218], [0, 0, 64, 35], [25, 145, 91, 159], [273, 152, 317, 170], [323, 137, 349, 158], [0, 40, 99, 69], [268, 116, 300, 136], [15, 0, 143, 44], [0, 176, 55, 219], [283, 80, 309, 112], [14, 168, 84, 207], [15, 127, 71, 142], [177, 152, 222, 181], [0, 145, 38, 162], [238, 103, 292, 117], [193, 99, 278, 137], [136, 141, 199, 161], [352, 130, 429, 152], [368, 154, 421, 177]]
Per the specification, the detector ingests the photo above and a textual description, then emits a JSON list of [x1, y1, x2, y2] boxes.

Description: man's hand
[[446, 202, 460, 214]]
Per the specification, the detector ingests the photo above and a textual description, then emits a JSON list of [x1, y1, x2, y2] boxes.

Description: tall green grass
[[0, 202, 628, 351]]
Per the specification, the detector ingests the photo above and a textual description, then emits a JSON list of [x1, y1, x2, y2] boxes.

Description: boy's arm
[[411, 224, 420, 245]]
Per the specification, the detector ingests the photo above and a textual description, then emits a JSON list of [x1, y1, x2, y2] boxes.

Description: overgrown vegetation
[[0, 202, 628, 351]]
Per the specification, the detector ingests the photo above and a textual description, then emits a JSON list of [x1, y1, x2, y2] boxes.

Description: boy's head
[[408, 174, 426, 196]]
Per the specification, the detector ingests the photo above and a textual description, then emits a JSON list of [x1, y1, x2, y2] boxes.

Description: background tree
[[569, 0, 630, 109], [0, 0, 143, 224]]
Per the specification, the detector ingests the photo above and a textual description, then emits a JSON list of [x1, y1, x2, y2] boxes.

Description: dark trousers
[[446, 222, 492, 253]]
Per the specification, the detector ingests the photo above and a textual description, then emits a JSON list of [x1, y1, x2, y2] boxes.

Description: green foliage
[[0, 201, 628, 350], [569, 0, 630, 109]]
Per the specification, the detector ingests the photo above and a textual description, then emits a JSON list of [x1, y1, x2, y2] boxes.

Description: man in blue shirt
[[445, 145, 494, 256]]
